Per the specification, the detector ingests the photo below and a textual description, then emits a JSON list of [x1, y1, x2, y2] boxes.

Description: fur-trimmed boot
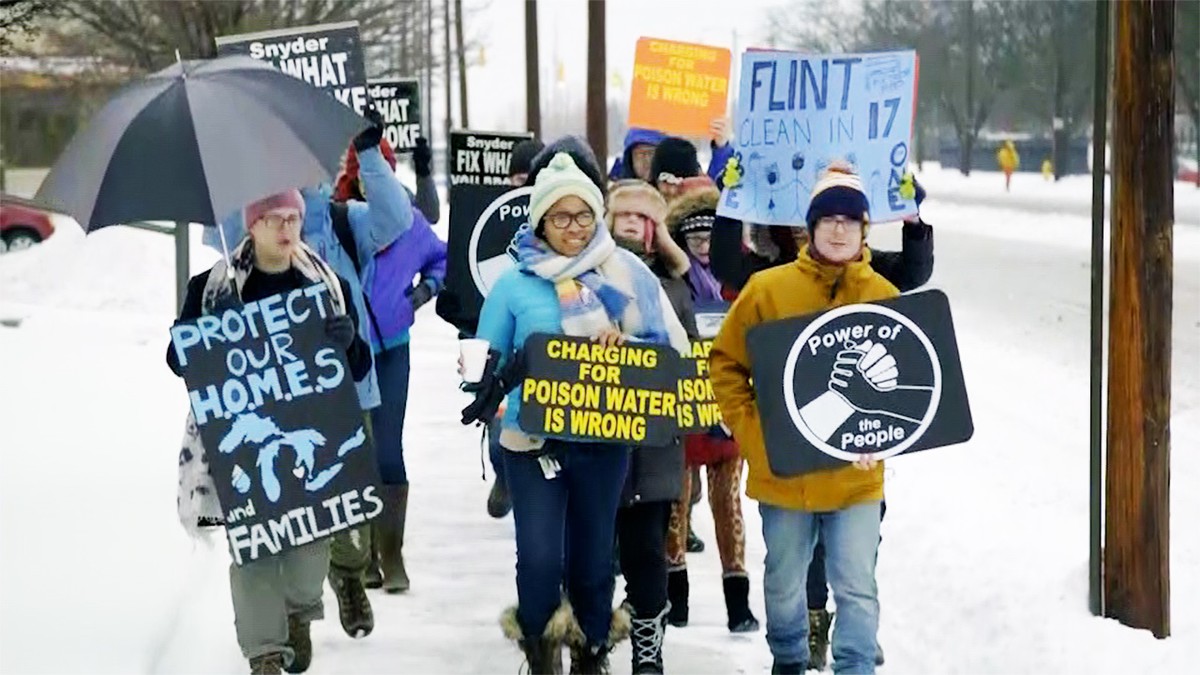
[[565, 605, 630, 675], [629, 603, 669, 674], [722, 574, 760, 633], [500, 603, 573, 675]]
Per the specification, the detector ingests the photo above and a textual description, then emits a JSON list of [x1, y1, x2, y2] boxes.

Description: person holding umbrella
[[168, 189, 374, 675]]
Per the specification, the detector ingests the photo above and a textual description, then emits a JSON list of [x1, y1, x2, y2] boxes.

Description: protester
[[510, 138, 546, 186], [609, 120, 734, 187], [333, 133, 448, 594], [648, 137, 723, 203], [606, 178, 696, 673], [210, 109, 415, 640], [461, 152, 689, 674], [710, 163, 896, 675], [997, 140, 1020, 191], [335, 136, 441, 224], [661, 185, 760, 636], [169, 190, 374, 675]]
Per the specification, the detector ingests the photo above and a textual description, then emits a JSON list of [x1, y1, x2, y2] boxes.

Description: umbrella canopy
[[35, 55, 368, 232]]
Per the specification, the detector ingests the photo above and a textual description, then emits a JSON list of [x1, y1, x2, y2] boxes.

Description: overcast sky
[[445, 0, 783, 132]]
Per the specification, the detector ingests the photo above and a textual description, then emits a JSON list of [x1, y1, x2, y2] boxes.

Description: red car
[[0, 194, 56, 253]]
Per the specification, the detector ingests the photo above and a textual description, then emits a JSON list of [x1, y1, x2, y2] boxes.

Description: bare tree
[[1177, 0, 1199, 185], [0, 0, 58, 55]]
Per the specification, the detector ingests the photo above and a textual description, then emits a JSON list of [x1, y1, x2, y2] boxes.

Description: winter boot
[[568, 643, 612, 675], [363, 529, 383, 589], [501, 603, 568, 675], [875, 640, 885, 666], [686, 518, 705, 553], [771, 662, 804, 675], [666, 569, 689, 627], [629, 603, 668, 674], [520, 637, 564, 675], [328, 568, 374, 638], [807, 609, 832, 671], [378, 484, 411, 593], [487, 476, 512, 518], [284, 615, 313, 674], [722, 575, 761, 633], [249, 653, 284, 675]]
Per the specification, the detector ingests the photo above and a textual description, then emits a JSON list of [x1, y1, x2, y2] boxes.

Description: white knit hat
[[806, 160, 870, 228], [529, 152, 606, 230]]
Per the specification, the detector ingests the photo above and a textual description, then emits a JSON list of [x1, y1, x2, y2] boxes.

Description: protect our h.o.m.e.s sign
[[628, 37, 732, 138], [368, 78, 423, 153], [169, 284, 381, 565], [215, 21, 369, 116], [718, 49, 919, 226], [518, 334, 683, 447], [746, 289, 973, 478]]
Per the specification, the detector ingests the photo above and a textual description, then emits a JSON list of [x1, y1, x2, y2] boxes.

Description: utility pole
[[454, 0, 469, 128], [525, 0, 541, 136], [962, 0, 976, 176], [425, 0, 433, 136], [586, 0, 607, 166], [1087, 0, 1110, 619], [443, 0, 453, 168], [1104, 0, 1174, 639]]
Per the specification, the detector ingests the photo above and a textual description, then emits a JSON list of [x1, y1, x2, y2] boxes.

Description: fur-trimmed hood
[[666, 185, 721, 236]]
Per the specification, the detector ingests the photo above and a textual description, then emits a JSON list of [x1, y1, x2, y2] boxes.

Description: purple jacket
[[369, 212, 448, 351]]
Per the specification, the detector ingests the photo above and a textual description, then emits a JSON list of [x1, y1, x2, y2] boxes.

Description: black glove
[[325, 315, 356, 350], [913, 174, 927, 207], [414, 136, 433, 177], [460, 349, 528, 425], [353, 106, 385, 153], [406, 279, 435, 311]]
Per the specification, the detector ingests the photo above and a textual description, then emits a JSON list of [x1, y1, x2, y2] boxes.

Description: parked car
[[0, 194, 56, 253]]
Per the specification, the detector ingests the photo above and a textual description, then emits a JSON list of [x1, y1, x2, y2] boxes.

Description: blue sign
[[170, 284, 382, 565], [718, 50, 918, 226]]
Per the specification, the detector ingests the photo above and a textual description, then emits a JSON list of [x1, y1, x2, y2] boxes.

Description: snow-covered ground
[[1, 183, 1198, 673]]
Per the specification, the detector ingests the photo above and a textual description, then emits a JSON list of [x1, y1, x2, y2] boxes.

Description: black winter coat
[[709, 216, 934, 293], [620, 271, 697, 507]]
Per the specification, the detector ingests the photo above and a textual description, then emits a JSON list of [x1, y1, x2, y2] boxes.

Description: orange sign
[[628, 37, 731, 137]]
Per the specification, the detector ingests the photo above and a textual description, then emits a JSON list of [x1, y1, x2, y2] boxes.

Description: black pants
[[808, 500, 887, 610], [616, 501, 673, 616]]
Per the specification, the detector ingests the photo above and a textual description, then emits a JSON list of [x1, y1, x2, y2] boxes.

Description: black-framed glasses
[[259, 213, 303, 230], [545, 210, 596, 230]]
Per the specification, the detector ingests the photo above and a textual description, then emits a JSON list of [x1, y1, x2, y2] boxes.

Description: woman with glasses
[[460, 152, 690, 674]]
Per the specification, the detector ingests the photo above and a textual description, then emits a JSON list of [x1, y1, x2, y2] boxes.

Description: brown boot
[[378, 484, 411, 593], [364, 527, 383, 589], [284, 615, 312, 673], [249, 652, 283, 674]]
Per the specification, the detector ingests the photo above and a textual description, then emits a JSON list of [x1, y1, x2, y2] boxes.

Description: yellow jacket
[[710, 246, 899, 511], [997, 142, 1020, 172]]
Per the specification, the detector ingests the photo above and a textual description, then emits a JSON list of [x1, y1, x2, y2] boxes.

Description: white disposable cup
[[459, 338, 491, 384]]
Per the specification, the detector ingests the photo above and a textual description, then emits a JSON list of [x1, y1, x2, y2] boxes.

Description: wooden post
[[443, 0, 453, 167], [174, 222, 190, 314], [1088, 0, 1110, 618], [586, 0, 607, 166], [525, 0, 541, 137], [454, 0, 469, 128], [1105, 0, 1174, 639]]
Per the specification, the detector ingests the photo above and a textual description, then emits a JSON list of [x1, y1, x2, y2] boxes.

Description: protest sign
[[677, 301, 729, 433], [216, 21, 369, 116], [717, 50, 918, 226], [746, 289, 972, 477], [437, 130, 533, 332], [169, 284, 381, 565], [628, 37, 732, 137], [369, 78, 423, 153], [518, 334, 683, 447]]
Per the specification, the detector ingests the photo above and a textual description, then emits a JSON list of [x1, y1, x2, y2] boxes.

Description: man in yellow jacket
[[710, 163, 898, 675], [997, 140, 1020, 191]]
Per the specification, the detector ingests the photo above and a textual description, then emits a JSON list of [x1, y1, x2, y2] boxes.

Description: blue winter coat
[[368, 211, 448, 351], [205, 146, 413, 410]]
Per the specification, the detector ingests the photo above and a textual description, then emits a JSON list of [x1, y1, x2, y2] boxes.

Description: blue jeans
[[370, 344, 410, 485], [808, 500, 887, 610], [760, 501, 881, 673], [504, 441, 630, 645]]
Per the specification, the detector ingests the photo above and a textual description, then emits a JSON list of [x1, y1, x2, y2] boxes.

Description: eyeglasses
[[685, 233, 712, 246], [816, 215, 862, 230], [632, 146, 657, 163], [544, 210, 596, 230], [258, 213, 303, 230]]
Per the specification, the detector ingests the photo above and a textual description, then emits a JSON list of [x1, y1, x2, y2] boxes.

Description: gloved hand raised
[[353, 106, 386, 153], [414, 137, 433, 177]]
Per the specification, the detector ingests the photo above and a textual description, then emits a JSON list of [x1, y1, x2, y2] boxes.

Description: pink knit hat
[[244, 189, 305, 227]]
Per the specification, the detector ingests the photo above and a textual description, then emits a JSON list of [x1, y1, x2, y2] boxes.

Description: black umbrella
[[35, 55, 368, 232]]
